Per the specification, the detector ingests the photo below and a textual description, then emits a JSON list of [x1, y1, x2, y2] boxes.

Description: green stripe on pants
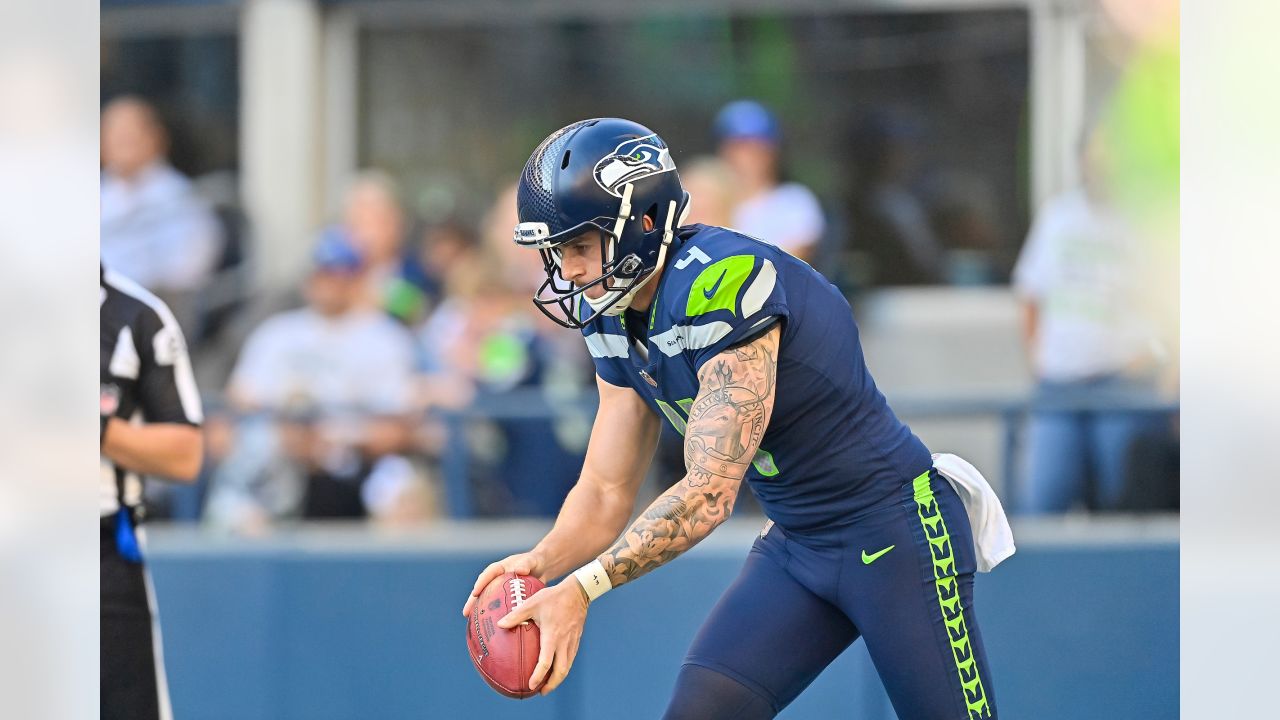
[[912, 471, 992, 719]]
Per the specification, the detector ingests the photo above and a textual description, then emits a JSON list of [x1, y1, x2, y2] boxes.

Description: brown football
[[466, 572, 545, 699]]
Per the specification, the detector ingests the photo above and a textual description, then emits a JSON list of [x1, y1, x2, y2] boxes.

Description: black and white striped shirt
[[100, 266, 203, 517]]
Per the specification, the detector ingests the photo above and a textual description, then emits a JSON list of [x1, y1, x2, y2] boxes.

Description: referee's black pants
[[101, 515, 169, 720]]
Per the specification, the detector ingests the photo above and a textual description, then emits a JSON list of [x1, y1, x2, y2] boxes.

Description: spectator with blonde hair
[[342, 169, 413, 311], [680, 156, 739, 228]]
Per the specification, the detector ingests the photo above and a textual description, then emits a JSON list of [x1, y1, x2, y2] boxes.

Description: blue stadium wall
[[146, 520, 1177, 719]]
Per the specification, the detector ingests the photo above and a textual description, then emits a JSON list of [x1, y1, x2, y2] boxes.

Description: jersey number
[[674, 245, 712, 269], [656, 397, 780, 477]]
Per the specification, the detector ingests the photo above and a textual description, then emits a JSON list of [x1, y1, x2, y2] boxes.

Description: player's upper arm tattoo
[[597, 323, 781, 588], [683, 323, 780, 487]]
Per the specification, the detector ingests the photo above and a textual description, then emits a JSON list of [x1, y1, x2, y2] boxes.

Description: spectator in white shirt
[[1012, 131, 1164, 514], [714, 100, 825, 264], [205, 231, 426, 528], [100, 96, 221, 296]]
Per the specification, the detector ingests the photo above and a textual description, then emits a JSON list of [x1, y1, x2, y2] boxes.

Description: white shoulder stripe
[[585, 332, 629, 359], [651, 321, 734, 357], [741, 259, 777, 317], [103, 268, 204, 424], [109, 326, 141, 379]]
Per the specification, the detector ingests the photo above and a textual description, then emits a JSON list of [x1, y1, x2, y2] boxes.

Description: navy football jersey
[[582, 224, 932, 536]]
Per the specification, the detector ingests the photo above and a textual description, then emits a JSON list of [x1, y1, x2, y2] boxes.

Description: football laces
[[509, 578, 528, 608]]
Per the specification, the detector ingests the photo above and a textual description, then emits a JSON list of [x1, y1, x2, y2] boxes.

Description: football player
[[463, 119, 997, 719]]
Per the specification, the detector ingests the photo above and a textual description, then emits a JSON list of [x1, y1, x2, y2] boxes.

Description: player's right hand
[[461, 551, 545, 618]]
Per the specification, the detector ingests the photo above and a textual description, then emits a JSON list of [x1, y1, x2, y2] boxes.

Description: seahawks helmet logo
[[593, 134, 676, 197]]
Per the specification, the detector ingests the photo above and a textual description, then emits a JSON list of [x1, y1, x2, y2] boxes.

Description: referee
[[100, 265, 203, 720]]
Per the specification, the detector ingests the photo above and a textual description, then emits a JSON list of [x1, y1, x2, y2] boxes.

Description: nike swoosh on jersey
[[861, 545, 895, 564], [703, 269, 727, 300]]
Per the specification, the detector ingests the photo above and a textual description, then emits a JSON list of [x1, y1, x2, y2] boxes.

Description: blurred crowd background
[[99, 0, 1179, 532]]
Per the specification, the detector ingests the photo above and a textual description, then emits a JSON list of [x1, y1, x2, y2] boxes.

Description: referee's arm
[[102, 303, 204, 482], [102, 422, 202, 481]]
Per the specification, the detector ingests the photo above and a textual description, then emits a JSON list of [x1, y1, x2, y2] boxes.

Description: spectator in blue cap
[[713, 100, 825, 264], [312, 226, 363, 269], [204, 228, 427, 530]]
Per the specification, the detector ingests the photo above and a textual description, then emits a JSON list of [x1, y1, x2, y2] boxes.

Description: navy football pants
[[662, 471, 997, 719]]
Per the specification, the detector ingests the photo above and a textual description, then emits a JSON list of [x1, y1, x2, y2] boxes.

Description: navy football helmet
[[514, 118, 690, 329]]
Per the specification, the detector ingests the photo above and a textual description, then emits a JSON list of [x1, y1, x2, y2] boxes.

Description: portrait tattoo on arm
[[599, 323, 781, 588]]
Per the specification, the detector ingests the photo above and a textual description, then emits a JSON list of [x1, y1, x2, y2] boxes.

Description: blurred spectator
[[412, 183, 589, 516], [1012, 129, 1166, 514], [714, 100, 825, 263], [483, 180, 555, 300], [342, 169, 414, 312], [848, 110, 945, 286], [417, 258, 585, 517], [385, 219, 481, 327], [204, 231, 429, 530], [478, 181, 590, 385], [423, 220, 480, 288], [923, 170, 1004, 285], [419, 258, 534, 391], [100, 96, 223, 328], [680, 156, 739, 227]]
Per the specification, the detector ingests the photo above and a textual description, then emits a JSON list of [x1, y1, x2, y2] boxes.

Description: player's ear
[[642, 207, 656, 232]]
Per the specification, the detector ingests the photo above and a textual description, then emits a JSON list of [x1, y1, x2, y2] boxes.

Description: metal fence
[[434, 387, 1178, 516]]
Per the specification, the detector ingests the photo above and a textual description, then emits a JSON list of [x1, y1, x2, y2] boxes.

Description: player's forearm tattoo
[[600, 325, 780, 588]]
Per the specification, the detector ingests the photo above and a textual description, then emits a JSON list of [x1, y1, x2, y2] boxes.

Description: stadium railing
[[435, 388, 1179, 516], [198, 388, 1177, 519]]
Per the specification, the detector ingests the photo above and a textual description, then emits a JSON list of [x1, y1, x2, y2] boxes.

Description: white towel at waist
[[932, 453, 1016, 572]]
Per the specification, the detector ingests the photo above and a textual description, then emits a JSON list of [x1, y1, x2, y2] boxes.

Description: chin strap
[[608, 183, 634, 266], [593, 197, 681, 317]]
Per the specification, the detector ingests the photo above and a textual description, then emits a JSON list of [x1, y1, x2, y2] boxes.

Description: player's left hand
[[496, 578, 590, 695]]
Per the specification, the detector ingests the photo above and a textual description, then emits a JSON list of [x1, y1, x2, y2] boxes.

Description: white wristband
[[572, 559, 613, 602]]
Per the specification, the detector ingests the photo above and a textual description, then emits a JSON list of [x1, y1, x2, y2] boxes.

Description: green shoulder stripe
[[686, 255, 756, 318]]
